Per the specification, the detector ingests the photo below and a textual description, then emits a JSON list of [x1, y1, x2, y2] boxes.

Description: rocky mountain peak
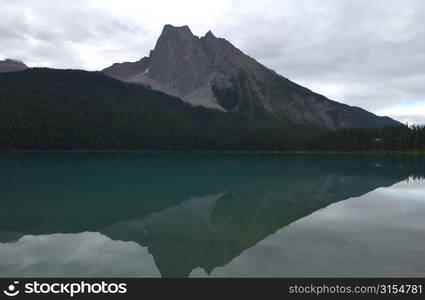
[[0, 58, 28, 73], [204, 30, 216, 40], [163, 24, 192, 34], [102, 25, 401, 129], [150, 25, 200, 62], [157, 25, 195, 44]]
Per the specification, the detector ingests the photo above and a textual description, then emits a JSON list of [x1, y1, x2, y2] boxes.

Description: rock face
[[103, 25, 400, 129], [0, 59, 28, 73]]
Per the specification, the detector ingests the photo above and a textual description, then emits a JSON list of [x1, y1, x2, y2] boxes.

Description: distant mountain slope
[[103, 24, 400, 130], [0, 58, 28, 73], [0, 68, 314, 151]]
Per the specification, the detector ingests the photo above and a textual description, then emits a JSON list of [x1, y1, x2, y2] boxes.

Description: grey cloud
[[391, 115, 424, 125], [0, 0, 148, 68]]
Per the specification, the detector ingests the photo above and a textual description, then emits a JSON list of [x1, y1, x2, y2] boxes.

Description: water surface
[[0, 153, 424, 277]]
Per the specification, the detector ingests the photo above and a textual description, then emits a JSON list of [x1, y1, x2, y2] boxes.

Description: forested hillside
[[0, 68, 422, 152], [0, 68, 311, 151]]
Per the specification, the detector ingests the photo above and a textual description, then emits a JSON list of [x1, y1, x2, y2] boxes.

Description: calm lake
[[0, 153, 424, 277]]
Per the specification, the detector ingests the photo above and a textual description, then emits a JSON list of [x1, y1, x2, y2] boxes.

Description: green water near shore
[[0, 153, 424, 277]]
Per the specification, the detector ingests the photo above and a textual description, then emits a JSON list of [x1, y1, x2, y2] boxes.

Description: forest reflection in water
[[0, 153, 424, 277]]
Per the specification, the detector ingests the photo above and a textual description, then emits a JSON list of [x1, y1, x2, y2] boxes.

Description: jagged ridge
[[103, 24, 401, 130]]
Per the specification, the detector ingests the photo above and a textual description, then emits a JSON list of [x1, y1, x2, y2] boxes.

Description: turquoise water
[[0, 153, 424, 277]]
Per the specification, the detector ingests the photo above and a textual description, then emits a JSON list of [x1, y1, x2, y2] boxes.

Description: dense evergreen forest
[[0, 68, 423, 152], [0, 68, 311, 151], [308, 125, 425, 152]]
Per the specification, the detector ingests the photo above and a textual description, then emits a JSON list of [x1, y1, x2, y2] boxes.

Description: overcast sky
[[1, 0, 424, 124]]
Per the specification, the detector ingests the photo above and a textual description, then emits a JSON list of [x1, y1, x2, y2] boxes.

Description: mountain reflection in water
[[0, 154, 424, 277]]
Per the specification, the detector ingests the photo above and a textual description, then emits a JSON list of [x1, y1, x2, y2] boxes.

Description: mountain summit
[[103, 25, 399, 129], [0, 58, 28, 73]]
